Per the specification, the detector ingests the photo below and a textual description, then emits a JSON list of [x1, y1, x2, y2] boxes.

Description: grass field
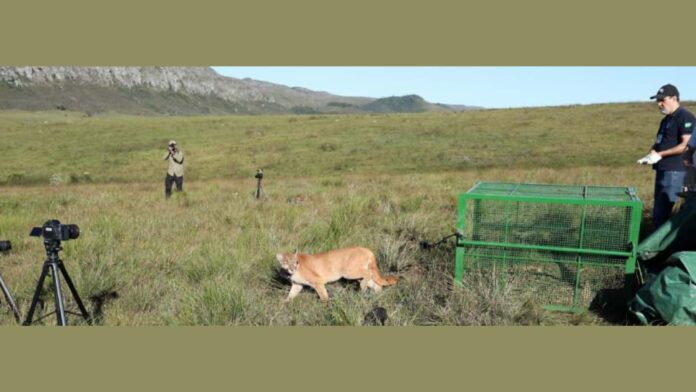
[[0, 103, 682, 325]]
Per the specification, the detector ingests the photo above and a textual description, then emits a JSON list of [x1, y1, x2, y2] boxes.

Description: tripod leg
[[50, 263, 67, 326], [58, 261, 91, 324], [0, 273, 22, 323], [23, 263, 50, 325]]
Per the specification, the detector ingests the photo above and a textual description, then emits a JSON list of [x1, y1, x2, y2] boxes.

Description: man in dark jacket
[[638, 84, 694, 229]]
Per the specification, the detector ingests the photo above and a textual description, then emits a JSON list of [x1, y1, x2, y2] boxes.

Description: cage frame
[[454, 181, 643, 312]]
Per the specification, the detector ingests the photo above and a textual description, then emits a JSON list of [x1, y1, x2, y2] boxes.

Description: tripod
[[23, 240, 91, 326], [255, 169, 266, 200], [0, 272, 21, 323], [255, 177, 264, 199]]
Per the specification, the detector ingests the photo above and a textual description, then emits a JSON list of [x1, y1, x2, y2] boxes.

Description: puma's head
[[276, 251, 300, 273]]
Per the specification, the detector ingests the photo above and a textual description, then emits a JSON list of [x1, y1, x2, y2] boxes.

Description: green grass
[[0, 103, 677, 325]]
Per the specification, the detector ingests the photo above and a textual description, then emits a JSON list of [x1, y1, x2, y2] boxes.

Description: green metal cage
[[454, 182, 643, 312]]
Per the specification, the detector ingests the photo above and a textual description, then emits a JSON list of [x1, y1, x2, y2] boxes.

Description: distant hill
[[362, 94, 449, 113], [0, 67, 479, 115]]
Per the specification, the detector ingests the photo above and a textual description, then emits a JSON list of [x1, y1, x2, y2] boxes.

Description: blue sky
[[212, 67, 696, 109]]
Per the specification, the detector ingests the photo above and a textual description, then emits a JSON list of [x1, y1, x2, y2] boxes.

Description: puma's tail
[[369, 257, 399, 286], [372, 273, 399, 286], [377, 275, 399, 286]]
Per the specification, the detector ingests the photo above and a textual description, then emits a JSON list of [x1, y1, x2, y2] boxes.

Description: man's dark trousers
[[165, 174, 183, 199]]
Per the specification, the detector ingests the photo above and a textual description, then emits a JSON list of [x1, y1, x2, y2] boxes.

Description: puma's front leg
[[285, 283, 303, 302]]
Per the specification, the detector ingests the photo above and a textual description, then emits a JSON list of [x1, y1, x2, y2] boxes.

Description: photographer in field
[[163, 140, 184, 199], [637, 84, 693, 229]]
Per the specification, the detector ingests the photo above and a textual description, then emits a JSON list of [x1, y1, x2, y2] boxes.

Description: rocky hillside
[[0, 66, 474, 115]]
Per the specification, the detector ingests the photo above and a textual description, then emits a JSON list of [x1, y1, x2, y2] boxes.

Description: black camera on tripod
[[0, 240, 10, 252], [24, 219, 90, 326], [30, 220, 80, 242], [255, 168, 264, 180]]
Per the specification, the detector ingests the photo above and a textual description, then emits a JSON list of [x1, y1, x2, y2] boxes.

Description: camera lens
[[65, 224, 80, 240]]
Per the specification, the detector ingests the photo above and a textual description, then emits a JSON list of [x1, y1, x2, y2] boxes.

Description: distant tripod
[[255, 169, 266, 200], [23, 239, 91, 326], [0, 272, 21, 323]]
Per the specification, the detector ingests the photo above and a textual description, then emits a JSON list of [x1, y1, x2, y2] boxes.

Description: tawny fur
[[276, 247, 399, 301]]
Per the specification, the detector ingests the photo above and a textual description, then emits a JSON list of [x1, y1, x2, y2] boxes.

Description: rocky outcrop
[[0, 66, 367, 107], [0, 66, 469, 115]]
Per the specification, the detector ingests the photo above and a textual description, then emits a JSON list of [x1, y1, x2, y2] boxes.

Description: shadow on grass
[[89, 290, 119, 325], [362, 306, 388, 326], [588, 288, 635, 325]]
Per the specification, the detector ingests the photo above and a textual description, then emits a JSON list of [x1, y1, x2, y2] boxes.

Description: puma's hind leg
[[366, 279, 382, 293]]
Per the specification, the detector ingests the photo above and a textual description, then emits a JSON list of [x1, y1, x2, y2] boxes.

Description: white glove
[[637, 151, 662, 165]]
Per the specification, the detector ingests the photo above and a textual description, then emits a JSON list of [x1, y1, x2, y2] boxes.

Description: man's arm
[[654, 134, 691, 158], [172, 151, 184, 164]]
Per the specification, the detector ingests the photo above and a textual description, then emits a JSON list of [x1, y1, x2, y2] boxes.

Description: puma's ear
[[293, 248, 299, 256], [276, 253, 285, 263]]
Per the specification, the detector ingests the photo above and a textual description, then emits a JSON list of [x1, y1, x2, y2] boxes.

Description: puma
[[276, 247, 399, 301]]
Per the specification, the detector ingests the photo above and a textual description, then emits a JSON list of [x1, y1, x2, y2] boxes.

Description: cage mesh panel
[[466, 200, 633, 252], [582, 205, 632, 251], [463, 246, 625, 308], [458, 182, 641, 310]]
